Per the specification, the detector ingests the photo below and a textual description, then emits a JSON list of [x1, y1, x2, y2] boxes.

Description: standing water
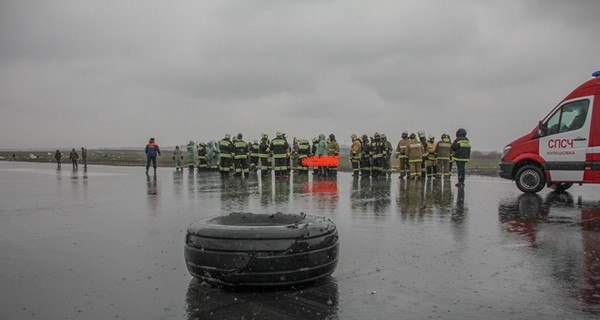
[[1, 161, 600, 319]]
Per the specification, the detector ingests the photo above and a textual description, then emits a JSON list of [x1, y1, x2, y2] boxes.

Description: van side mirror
[[537, 120, 547, 137]]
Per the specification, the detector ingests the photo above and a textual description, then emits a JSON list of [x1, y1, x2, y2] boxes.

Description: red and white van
[[500, 71, 600, 193]]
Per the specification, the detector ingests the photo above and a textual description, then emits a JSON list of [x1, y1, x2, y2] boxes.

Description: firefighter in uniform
[[382, 134, 393, 177], [197, 142, 208, 171], [291, 138, 300, 172], [270, 132, 290, 177], [360, 134, 371, 176], [396, 131, 410, 179], [233, 133, 249, 177], [249, 140, 260, 173], [297, 139, 311, 175], [311, 137, 319, 175], [417, 130, 428, 179], [426, 134, 437, 179], [258, 132, 271, 176], [282, 133, 291, 175], [370, 133, 384, 177], [406, 133, 424, 179], [327, 134, 340, 177], [452, 128, 471, 187], [350, 134, 362, 176], [434, 134, 452, 179], [218, 134, 234, 177]]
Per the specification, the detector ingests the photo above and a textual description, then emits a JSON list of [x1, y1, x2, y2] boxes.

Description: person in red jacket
[[145, 137, 161, 175]]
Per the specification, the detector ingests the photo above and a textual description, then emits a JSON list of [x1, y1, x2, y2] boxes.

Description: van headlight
[[502, 146, 511, 159]]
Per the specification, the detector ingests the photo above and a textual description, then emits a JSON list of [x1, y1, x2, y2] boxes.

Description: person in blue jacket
[[145, 137, 161, 175]]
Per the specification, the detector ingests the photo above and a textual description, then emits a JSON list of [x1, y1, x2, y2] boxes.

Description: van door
[[539, 97, 592, 182]]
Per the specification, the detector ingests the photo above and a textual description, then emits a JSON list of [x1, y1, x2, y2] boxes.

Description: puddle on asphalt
[[499, 191, 600, 229], [3, 162, 600, 319], [498, 191, 600, 316]]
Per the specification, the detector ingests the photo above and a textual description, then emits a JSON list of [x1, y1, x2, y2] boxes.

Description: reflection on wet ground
[[2, 162, 600, 319], [499, 191, 600, 229], [499, 192, 600, 315], [186, 277, 338, 320]]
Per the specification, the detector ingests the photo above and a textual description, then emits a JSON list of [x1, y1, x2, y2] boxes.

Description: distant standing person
[[54, 150, 62, 168], [451, 128, 471, 187], [81, 147, 88, 169], [218, 134, 234, 177], [145, 137, 161, 175], [349, 134, 362, 176], [315, 134, 328, 177], [434, 134, 452, 179], [173, 145, 183, 171], [406, 133, 424, 180], [327, 134, 340, 177], [69, 148, 79, 170]]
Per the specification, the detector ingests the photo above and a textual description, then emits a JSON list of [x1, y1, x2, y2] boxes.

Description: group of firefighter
[[350, 130, 457, 180], [176, 132, 340, 178], [176, 129, 470, 183]]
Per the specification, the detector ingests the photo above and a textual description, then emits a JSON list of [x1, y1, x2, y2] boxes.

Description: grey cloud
[[1, 0, 600, 150]]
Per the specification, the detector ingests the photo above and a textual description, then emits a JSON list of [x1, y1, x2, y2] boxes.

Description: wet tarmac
[[1, 161, 600, 319]]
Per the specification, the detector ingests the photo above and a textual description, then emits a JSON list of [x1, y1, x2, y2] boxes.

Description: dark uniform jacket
[[451, 136, 471, 162]]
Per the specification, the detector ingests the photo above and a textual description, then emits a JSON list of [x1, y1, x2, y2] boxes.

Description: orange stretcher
[[301, 156, 339, 167]]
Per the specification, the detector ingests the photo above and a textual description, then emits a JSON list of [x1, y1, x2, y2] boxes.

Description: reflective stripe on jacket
[[219, 139, 234, 158], [270, 138, 289, 158]]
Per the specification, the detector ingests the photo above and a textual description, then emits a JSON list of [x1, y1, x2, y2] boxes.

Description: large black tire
[[515, 165, 546, 193], [184, 212, 339, 288]]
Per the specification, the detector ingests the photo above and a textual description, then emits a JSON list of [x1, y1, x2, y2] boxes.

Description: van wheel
[[550, 183, 573, 191], [515, 165, 545, 193]]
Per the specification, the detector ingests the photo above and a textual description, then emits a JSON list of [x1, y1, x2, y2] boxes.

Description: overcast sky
[[1, 0, 599, 151]]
